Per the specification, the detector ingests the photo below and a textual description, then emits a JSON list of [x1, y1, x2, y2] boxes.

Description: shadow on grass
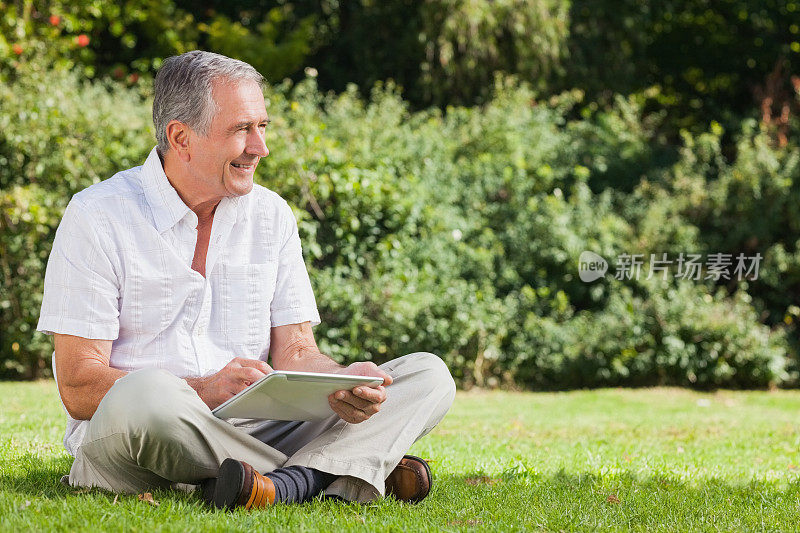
[[4, 455, 800, 511], [0, 453, 74, 498]]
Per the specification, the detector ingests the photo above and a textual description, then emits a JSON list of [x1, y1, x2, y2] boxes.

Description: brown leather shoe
[[385, 455, 432, 503], [204, 458, 275, 510]]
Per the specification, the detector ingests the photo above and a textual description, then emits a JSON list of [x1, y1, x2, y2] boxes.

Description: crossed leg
[[67, 352, 456, 502]]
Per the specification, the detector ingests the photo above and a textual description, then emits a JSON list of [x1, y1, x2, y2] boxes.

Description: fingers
[[330, 388, 383, 420], [329, 363, 391, 424], [221, 366, 267, 397], [351, 385, 386, 404], [232, 357, 273, 375], [333, 390, 374, 412], [232, 366, 268, 385], [345, 361, 394, 386], [377, 369, 393, 386], [328, 395, 376, 424], [203, 359, 271, 407]]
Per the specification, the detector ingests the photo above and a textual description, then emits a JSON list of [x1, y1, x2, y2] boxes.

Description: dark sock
[[265, 466, 338, 503]]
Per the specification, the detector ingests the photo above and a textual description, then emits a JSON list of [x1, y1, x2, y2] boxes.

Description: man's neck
[[160, 148, 221, 224], [192, 199, 219, 226]]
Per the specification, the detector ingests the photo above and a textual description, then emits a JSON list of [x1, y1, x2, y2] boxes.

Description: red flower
[[128, 73, 140, 84], [49, 15, 61, 26], [76, 34, 90, 47], [12, 44, 23, 55]]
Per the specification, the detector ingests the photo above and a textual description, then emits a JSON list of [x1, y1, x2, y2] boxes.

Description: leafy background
[[1, 0, 799, 389]]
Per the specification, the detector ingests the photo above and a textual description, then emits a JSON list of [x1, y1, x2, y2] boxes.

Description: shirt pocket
[[213, 262, 278, 355]]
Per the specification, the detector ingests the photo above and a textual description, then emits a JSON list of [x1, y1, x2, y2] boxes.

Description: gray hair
[[153, 50, 264, 154]]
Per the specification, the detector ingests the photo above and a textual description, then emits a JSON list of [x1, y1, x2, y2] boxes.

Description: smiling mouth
[[231, 161, 257, 171]]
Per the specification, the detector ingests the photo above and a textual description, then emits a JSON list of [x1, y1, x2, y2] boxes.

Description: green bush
[[0, 60, 153, 378], [0, 58, 793, 388], [0, 60, 153, 195], [254, 77, 792, 388], [0, 0, 197, 80], [505, 282, 787, 390], [623, 119, 800, 380], [0, 184, 62, 378]]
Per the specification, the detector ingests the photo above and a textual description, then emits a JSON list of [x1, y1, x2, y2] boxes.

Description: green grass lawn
[[2, 381, 800, 531]]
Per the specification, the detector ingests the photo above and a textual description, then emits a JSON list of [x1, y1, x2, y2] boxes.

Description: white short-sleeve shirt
[[38, 147, 320, 454]]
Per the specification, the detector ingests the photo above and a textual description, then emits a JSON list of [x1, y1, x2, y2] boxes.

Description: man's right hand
[[189, 357, 273, 410]]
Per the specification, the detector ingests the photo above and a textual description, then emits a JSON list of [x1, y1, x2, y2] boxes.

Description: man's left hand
[[328, 362, 393, 424]]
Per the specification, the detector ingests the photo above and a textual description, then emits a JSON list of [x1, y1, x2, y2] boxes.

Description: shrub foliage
[[0, 56, 795, 387]]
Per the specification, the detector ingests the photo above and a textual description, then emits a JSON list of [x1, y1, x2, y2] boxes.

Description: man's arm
[[54, 333, 273, 419], [270, 321, 393, 423], [54, 334, 123, 420]]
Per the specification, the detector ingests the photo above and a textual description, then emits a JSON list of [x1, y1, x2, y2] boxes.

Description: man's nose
[[246, 129, 269, 157]]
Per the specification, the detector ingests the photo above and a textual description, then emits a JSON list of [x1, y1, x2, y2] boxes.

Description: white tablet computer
[[211, 370, 384, 421]]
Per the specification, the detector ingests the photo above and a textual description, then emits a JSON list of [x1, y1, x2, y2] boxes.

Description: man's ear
[[166, 120, 191, 162]]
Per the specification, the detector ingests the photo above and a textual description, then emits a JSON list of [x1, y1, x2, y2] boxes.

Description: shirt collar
[[140, 147, 249, 233], [140, 147, 192, 233]]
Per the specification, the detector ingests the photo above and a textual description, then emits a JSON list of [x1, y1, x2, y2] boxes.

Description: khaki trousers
[[66, 352, 456, 502]]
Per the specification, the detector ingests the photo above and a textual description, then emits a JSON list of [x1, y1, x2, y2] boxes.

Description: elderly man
[[37, 50, 455, 508]]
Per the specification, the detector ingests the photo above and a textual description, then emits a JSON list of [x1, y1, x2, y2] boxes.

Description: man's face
[[187, 79, 269, 200]]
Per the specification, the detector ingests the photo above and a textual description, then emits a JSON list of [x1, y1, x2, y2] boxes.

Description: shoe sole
[[200, 477, 217, 505], [213, 458, 246, 510]]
